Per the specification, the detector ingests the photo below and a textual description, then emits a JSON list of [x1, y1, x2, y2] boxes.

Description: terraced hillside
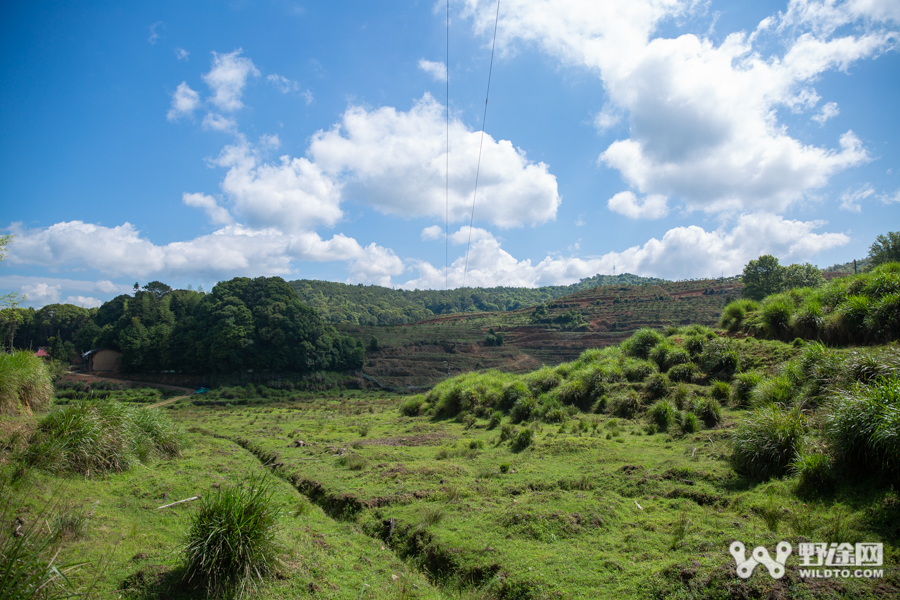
[[346, 278, 741, 388]]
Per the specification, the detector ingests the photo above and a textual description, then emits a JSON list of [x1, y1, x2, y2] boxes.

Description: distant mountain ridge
[[289, 273, 669, 325]]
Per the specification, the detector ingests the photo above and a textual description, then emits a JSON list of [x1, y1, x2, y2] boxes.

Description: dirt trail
[[145, 395, 190, 409], [65, 372, 194, 394]]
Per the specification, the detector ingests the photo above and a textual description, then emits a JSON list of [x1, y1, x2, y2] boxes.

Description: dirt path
[[145, 395, 190, 409]]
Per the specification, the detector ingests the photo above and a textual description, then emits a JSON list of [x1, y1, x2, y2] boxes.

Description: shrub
[[499, 423, 516, 442], [731, 404, 806, 480], [524, 367, 561, 395], [669, 383, 690, 409], [554, 379, 593, 411], [750, 375, 797, 408], [510, 396, 538, 423], [720, 299, 759, 332], [758, 294, 795, 340], [622, 328, 664, 359], [623, 359, 655, 382], [24, 400, 183, 475], [510, 428, 534, 452], [0, 351, 53, 414], [792, 298, 824, 339], [399, 396, 424, 417], [684, 335, 705, 358], [681, 412, 700, 434], [668, 362, 698, 383], [666, 347, 691, 369], [649, 342, 675, 371], [500, 381, 531, 411], [827, 377, 900, 475], [731, 372, 762, 406], [710, 380, 731, 402], [648, 400, 677, 432], [644, 373, 670, 400], [183, 475, 282, 599], [700, 339, 739, 381], [841, 348, 900, 386], [487, 410, 503, 430], [791, 452, 836, 495], [608, 391, 641, 419], [692, 397, 722, 427]]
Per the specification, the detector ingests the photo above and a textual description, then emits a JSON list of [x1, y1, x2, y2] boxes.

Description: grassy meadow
[[1, 265, 899, 599]]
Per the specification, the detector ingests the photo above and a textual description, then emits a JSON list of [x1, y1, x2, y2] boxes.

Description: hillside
[[289, 272, 669, 326], [349, 277, 742, 388]]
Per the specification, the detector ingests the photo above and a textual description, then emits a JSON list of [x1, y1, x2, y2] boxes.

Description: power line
[[445, 0, 450, 290], [462, 0, 500, 288]]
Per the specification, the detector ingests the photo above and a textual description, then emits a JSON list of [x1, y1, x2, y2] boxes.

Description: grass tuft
[[0, 351, 53, 414]]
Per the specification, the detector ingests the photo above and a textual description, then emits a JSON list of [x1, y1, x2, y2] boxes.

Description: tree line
[[1, 277, 364, 374]]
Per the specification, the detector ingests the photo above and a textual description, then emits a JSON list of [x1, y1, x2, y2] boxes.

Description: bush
[[183, 475, 282, 598], [720, 299, 759, 332], [757, 294, 795, 340], [649, 342, 675, 371], [0, 351, 53, 414], [750, 375, 797, 408], [622, 328, 664, 359], [827, 377, 900, 475], [500, 381, 531, 410], [731, 372, 762, 406], [700, 339, 739, 381], [609, 391, 641, 419], [710, 380, 731, 402], [510, 396, 538, 424], [644, 373, 670, 400], [24, 400, 183, 475], [647, 400, 677, 432], [623, 359, 655, 382], [524, 367, 561, 395], [692, 397, 722, 427], [731, 404, 806, 480], [510, 428, 534, 452], [669, 383, 690, 409], [487, 410, 503, 430], [399, 396, 424, 417], [681, 412, 700, 434], [668, 362, 698, 383], [791, 452, 837, 495]]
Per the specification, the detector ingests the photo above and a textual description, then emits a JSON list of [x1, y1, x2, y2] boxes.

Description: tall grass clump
[[720, 299, 759, 332], [647, 400, 677, 432], [731, 372, 762, 407], [826, 377, 900, 475], [756, 294, 795, 340], [24, 399, 183, 475], [731, 404, 807, 480], [622, 328, 664, 360], [0, 351, 53, 414], [183, 475, 282, 599], [750, 375, 797, 408]]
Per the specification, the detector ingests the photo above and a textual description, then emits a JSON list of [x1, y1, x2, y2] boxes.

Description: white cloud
[[421, 225, 444, 240], [309, 93, 561, 228], [148, 21, 163, 45], [401, 214, 848, 287], [167, 82, 200, 121], [460, 0, 892, 216], [418, 59, 448, 81], [212, 138, 343, 232], [812, 101, 840, 124], [266, 74, 314, 104], [4, 221, 401, 285], [175, 48, 190, 61], [66, 296, 102, 308], [593, 104, 623, 132], [182, 192, 234, 225], [607, 191, 669, 219], [0, 275, 135, 308], [202, 112, 237, 132], [839, 184, 875, 211], [202, 49, 260, 112], [21, 282, 61, 305]]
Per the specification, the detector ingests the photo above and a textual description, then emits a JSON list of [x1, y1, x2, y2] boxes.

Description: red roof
[[35, 348, 50, 357]]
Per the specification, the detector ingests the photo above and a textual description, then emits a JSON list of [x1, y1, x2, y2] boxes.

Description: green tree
[[368, 335, 380, 351], [742, 255, 784, 300], [868, 231, 900, 267], [782, 262, 824, 291]]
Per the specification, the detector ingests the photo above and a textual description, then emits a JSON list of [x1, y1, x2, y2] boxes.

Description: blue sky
[[2, 0, 898, 308]]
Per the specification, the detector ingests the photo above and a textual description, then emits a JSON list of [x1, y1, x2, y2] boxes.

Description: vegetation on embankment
[[721, 262, 900, 344], [0, 350, 53, 413]]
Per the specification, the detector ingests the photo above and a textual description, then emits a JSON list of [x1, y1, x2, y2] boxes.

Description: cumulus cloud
[[202, 112, 237, 132], [212, 138, 343, 232], [459, 0, 893, 217], [182, 192, 234, 224], [401, 214, 848, 288], [4, 221, 402, 285], [167, 82, 200, 121], [0, 275, 135, 308], [607, 191, 669, 219], [66, 296, 103, 308], [418, 59, 448, 81], [202, 49, 260, 112], [421, 225, 444, 240], [309, 93, 561, 228]]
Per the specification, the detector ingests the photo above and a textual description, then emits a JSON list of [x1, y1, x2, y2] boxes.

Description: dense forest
[[2, 277, 364, 373], [289, 272, 669, 325]]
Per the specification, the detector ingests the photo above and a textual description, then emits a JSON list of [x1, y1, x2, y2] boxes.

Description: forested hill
[[289, 273, 669, 325]]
